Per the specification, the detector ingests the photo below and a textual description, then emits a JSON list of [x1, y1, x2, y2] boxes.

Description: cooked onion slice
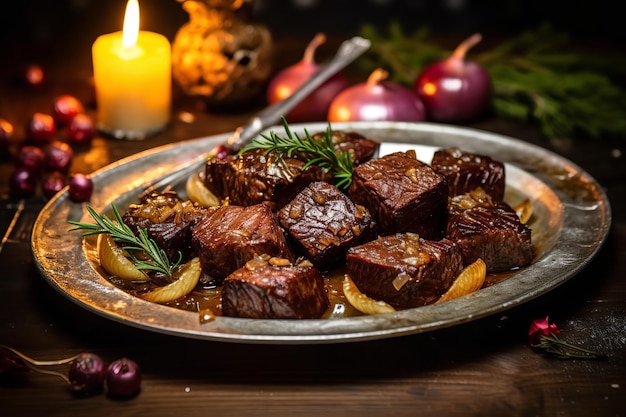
[[436, 258, 486, 303], [186, 173, 220, 207], [97, 234, 150, 281], [342, 275, 396, 315], [140, 257, 201, 303], [512, 198, 533, 224]]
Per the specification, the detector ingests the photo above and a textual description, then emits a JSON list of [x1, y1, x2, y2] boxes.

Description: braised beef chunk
[[222, 257, 329, 319], [191, 203, 294, 282], [431, 147, 505, 200], [278, 181, 377, 269], [446, 188, 533, 272], [346, 233, 463, 309], [310, 129, 379, 165], [122, 191, 206, 261], [348, 151, 448, 238], [203, 149, 331, 211]]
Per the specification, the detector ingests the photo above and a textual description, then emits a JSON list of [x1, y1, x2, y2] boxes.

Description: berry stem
[[1, 345, 79, 384]]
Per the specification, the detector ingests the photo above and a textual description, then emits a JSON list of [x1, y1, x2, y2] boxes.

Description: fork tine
[[138, 151, 210, 200]]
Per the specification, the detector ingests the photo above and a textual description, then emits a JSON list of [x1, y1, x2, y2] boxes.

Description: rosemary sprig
[[68, 204, 181, 277], [536, 333, 606, 360], [240, 117, 354, 189]]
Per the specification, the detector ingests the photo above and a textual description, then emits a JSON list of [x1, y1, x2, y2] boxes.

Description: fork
[[140, 36, 371, 198]]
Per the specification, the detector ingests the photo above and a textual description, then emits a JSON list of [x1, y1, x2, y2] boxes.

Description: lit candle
[[92, 0, 171, 139]]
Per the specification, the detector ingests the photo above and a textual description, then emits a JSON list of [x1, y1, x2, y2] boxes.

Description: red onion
[[266, 33, 349, 122], [328, 68, 426, 122], [105, 358, 141, 398], [415, 34, 492, 123]]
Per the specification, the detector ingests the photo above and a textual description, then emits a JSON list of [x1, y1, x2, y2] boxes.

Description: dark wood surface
[[1, 6, 625, 417]]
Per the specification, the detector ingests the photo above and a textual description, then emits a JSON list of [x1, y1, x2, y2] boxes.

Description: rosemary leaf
[[240, 117, 354, 189], [68, 204, 181, 277]]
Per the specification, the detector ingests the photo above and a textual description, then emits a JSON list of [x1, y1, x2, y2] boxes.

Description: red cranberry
[[0, 118, 14, 158], [53, 95, 85, 126], [27, 112, 56, 144], [67, 114, 95, 144], [16, 145, 46, 173], [68, 353, 107, 394], [44, 141, 73, 173], [105, 358, 141, 398], [23, 64, 47, 88], [211, 143, 233, 159], [68, 173, 93, 202], [41, 171, 67, 200], [9, 167, 38, 198]]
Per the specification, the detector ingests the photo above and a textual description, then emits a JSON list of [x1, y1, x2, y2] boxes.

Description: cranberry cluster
[[1, 94, 95, 202], [1, 347, 142, 399]]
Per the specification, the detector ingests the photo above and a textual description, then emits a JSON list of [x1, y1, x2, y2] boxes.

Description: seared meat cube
[[278, 181, 377, 269], [204, 149, 331, 211], [349, 151, 448, 238], [346, 233, 463, 309], [222, 257, 329, 319], [431, 147, 505, 200], [122, 191, 206, 261], [310, 129, 379, 165], [446, 188, 533, 272], [191, 203, 294, 282]]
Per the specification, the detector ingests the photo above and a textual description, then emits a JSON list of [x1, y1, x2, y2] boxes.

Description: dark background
[[0, 0, 622, 48]]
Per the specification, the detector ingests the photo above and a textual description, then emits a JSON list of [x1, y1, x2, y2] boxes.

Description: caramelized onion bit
[[97, 234, 150, 281], [186, 173, 221, 207], [312, 191, 327, 205], [512, 198, 533, 224], [268, 257, 291, 267], [392, 272, 409, 291], [289, 203, 303, 219], [139, 257, 201, 303], [343, 275, 396, 315], [436, 258, 486, 303], [404, 167, 419, 184], [245, 255, 269, 271]]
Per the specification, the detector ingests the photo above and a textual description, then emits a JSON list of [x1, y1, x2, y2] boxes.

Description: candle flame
[[122, 0, 140, 48]]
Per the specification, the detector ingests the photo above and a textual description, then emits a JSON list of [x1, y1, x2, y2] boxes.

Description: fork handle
[[223, 36, 371, 152]]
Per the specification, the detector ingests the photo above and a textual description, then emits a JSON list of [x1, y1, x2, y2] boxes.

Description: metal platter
[[31, 121, 611, 344]]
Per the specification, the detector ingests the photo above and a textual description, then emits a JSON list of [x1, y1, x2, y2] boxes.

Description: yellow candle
[[92, 0, 171, 139]]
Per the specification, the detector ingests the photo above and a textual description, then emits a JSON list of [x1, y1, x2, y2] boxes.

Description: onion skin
[[415, 34, 492, 123], [266, 33, 349, 122], [328, 68, 426, 123]]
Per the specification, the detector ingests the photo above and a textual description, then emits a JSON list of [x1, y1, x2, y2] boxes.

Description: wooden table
[[1, 13, 625, 417]]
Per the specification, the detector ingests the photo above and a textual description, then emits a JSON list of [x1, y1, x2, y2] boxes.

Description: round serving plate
[[31, 121, 611, 344]]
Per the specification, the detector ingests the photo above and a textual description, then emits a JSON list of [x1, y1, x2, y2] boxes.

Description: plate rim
[[31, 121, 612, 344]]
